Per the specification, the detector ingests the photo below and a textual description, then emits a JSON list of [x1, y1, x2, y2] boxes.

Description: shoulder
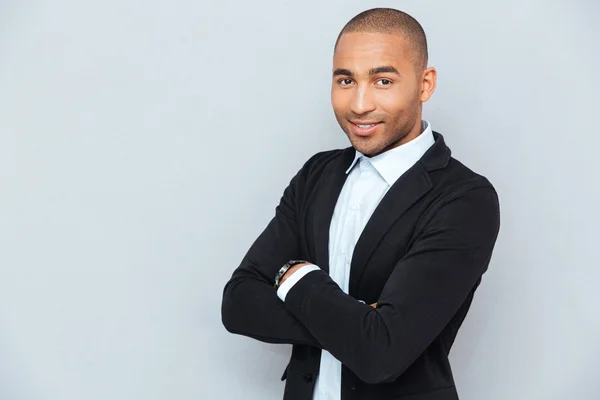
[[442, 157, 496, 192], [297, 147, 352, 179], [419, 131, 496, 199], [426, 156, 500, 225], [422, 130, 499, 213]]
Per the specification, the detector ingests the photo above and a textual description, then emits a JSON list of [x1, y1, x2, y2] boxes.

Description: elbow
[[353, 350, 410, 385], [357, 366, 404, 385], [356, 368, 398, 385], [220, 283, 239, 333], [221, 304, 234, 333]]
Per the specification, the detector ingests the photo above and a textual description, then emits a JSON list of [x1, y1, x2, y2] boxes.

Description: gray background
[[1, 0, 599, 399]]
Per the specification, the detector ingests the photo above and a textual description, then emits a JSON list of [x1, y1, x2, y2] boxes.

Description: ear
[[420, 67, 437, 102]]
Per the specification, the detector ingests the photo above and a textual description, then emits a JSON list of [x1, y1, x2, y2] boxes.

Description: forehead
[[333, 32, 414, 73]]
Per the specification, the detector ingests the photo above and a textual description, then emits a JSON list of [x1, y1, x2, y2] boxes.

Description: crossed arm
[[221, 169, 500, 384]]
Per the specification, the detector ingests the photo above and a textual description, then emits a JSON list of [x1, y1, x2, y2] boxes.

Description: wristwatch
[[274, 260, 308, 289]]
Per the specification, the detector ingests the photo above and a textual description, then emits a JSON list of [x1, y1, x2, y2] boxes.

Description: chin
[[350, 141, 382, 157], [345, 134, 378, 155]]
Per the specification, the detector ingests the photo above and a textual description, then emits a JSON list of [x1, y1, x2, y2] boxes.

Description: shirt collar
[[345, 120, 435, 186]]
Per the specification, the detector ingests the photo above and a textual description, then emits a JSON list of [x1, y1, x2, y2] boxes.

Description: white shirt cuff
[[276, 264, 321, 301]]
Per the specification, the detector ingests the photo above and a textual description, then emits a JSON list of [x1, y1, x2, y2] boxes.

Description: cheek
[[331, 90, 349, 114], [376, 88, 416, 116]]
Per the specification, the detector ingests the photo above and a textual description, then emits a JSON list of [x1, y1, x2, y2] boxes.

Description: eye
[[338, 78, 353, 86], [376, 79, 393, 86]]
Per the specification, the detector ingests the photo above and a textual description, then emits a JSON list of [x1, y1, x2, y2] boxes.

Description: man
[[221, 8, 500, 400]]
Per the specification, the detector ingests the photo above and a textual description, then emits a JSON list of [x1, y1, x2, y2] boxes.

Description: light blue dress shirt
[[277, 121, 435, 400]]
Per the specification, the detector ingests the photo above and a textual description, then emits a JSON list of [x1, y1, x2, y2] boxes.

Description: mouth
[[349, 121, 383, 137]]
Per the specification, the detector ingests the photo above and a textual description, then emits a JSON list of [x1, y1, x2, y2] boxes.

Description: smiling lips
[[350, 120, 382, 137]]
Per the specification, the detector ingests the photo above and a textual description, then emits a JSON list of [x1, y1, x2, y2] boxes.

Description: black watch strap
[[274, 260, 307, 289]]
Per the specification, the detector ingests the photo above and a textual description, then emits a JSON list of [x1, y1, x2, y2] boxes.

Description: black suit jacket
[[221, 132, 500, 400]]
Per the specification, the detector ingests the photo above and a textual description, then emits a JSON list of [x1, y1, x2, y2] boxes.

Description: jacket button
[[303, 373, 313, 383]]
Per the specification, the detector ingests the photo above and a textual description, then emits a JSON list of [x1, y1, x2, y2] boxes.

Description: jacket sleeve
[[281, 185, 500, 383], [220, 155, 322, 348]]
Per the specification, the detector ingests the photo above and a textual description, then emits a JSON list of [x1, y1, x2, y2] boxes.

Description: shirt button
[[351, 204, 360, 211]]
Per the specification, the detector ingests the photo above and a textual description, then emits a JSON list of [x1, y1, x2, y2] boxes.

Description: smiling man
[[222, 8, 500, 400]]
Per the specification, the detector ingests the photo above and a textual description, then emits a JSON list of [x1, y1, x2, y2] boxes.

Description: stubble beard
[[340, 120, 413, 157]]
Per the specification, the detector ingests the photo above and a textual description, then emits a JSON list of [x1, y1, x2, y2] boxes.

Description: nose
[[349, 85, 376, 116]]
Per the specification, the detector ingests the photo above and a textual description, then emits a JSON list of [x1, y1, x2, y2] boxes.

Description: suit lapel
[[313, 148, 355, 273], [312, 131, 451, 285], [348, 163, 432, 294], [348, 131, 451, 294]]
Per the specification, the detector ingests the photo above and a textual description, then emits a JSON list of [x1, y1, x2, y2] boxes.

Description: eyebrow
[[332, 65, 400, 77], [369, 65, 400, 75], [333, 68, 354, 77]]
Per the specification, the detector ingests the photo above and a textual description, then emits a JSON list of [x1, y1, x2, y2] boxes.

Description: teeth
[[357, 124, 375, 128]]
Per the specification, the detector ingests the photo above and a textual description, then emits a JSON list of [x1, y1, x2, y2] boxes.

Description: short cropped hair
[[335, 8, 429, 70]]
